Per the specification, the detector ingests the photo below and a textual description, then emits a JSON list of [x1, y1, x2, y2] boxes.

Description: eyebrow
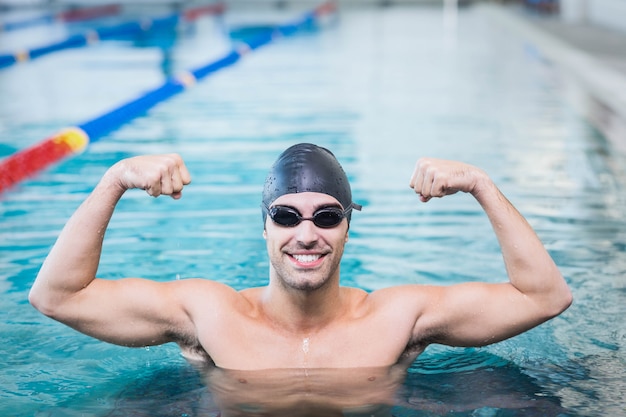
[[273, 203, 343, 212]]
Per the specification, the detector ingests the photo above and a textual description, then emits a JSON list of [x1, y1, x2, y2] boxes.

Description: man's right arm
[[29, 154, 195, 347]]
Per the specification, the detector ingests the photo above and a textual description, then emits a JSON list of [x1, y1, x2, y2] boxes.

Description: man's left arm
[[409, 158, 572, 347]]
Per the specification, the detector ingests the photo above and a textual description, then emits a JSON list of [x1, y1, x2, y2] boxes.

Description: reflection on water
[[67, 352, 570, 417], [204, 366, 402, 417], [403, 365, 567, 416]]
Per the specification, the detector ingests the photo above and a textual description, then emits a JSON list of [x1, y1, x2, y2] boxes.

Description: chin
[[288, 281, 326, 292], [284, 275, 330, 292]]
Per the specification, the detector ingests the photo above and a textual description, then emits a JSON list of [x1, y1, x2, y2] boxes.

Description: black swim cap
[[262, 143, 361, 224]]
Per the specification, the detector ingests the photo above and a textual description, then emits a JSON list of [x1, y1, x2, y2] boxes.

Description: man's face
[[264, 192, 349, 292]]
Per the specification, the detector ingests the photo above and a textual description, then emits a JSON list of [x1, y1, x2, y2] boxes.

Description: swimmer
[[29, 144, 572, 371]]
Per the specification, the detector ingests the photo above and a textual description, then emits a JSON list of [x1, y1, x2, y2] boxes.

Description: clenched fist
[[409, 158, 488, 202], [108, 154, 192, 199]]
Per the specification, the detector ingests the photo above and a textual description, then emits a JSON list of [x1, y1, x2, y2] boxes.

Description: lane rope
[[0, 1, 337, 195], [0, 3, 226, 69]]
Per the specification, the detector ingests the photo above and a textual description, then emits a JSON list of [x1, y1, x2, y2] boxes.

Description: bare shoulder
[[170, 277, 237, 292], [153, 278, 255, 335], [366, 284, 441, 309], [338, 285, 440, 321], [170, 278, 249, 308]]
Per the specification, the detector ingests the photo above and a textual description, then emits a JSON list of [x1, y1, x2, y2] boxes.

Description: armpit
[[400, 338, 428, 365], [180, 342, 213, 365], [169, 330, 213, 365]]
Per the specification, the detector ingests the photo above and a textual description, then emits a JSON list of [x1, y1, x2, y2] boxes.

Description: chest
[[196, 312, 415, 370]]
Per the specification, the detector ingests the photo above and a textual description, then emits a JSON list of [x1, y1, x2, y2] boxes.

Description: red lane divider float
[[57, 4, 122, 23], [0, 128, 89, 192], [0, 4, 122, 32], [0, 1, 338, 195], [314, 1, 337, 16], [184, 2, 227, 21]]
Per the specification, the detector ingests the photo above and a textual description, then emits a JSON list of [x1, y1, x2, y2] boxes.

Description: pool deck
[[484, 4, 626, 151]]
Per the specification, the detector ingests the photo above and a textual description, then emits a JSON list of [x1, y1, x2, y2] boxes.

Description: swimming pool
[[1, 2, 625, 416]]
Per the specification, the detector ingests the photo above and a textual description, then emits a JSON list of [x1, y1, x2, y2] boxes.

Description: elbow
[[559, 286, 573, 314], [545, 282, 573, 319], [29, 285, 60, 319], [28, 288, 48, 316]]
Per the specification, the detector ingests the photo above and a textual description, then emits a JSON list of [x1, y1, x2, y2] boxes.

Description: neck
[[261, 277, 345, 335]]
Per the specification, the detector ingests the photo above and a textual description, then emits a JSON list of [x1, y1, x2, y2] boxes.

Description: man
[[29, 143, 572, 371]]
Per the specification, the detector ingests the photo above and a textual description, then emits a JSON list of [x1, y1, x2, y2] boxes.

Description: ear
[[263, 229, 267, 239], [344, 232, 349, 243]]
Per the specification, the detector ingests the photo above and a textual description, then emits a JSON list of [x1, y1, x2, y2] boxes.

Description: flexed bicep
[[413, 282, 551, 348], [49, 278, 193, 347]]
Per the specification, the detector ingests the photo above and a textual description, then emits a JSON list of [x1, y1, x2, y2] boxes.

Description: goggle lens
[[266, 205, 348, 228]]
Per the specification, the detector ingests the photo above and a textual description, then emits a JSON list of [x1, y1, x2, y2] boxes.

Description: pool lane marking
[[85, 30, 100, 45], [174, 71, 197, 89], [0, 3, 227, 69], [0, 1, 337, 195], [15, 50, 30, 63]]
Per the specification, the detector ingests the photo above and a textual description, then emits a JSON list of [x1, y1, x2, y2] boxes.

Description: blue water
[[1, 3, 625, 416]]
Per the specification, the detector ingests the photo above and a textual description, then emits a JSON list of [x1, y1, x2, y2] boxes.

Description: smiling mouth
[[291, 254, 322, 264]]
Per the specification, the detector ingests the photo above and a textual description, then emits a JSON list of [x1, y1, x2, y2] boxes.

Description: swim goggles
[[263, 204, 354, 228]]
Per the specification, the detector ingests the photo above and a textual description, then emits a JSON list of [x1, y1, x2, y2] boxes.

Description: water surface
[[1, 4, 625, 416]]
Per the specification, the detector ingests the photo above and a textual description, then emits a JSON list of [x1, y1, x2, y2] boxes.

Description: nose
[[294, 218, 319, 246]]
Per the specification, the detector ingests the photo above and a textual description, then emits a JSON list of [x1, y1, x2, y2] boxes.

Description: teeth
[[293, 254, 321, 263]]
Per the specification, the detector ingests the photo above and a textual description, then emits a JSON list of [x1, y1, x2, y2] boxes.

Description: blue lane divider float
[[0, 2, 226, 70], [0, 1, 337, 194]]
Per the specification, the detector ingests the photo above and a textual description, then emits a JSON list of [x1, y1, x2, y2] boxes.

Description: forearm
[[30, 168, 126, 311]]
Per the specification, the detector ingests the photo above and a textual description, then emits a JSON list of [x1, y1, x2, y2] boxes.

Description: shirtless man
[[29, 143, 572, 372]]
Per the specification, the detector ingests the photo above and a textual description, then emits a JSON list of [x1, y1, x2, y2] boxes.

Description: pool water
[[1, 3, 625, 416]]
